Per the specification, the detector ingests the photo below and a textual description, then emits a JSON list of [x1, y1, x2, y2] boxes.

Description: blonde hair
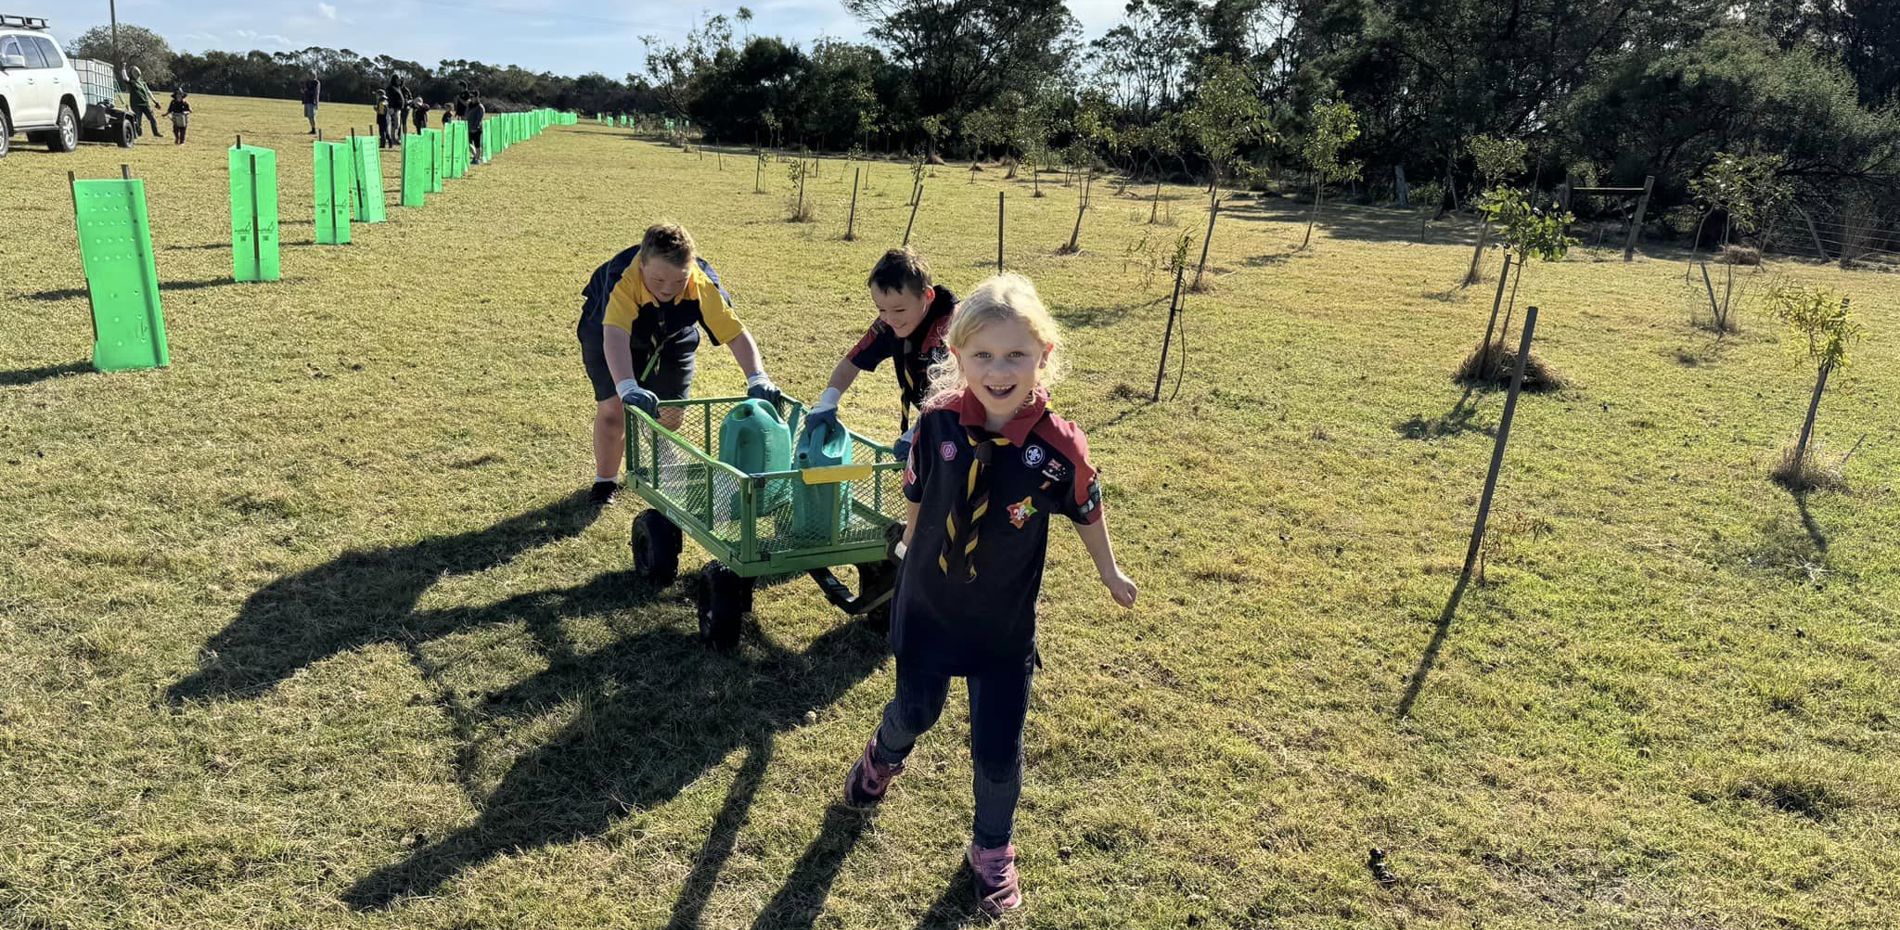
[[923, 273, 1065, 410], [639, 222, 696, 267]]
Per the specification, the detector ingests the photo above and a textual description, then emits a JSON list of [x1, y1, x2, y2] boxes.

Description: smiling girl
[[841, 273, 1137, 916]]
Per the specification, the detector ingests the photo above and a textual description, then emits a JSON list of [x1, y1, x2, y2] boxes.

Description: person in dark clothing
[[411, 97, 429, 132], [124, 66, 160, 138], [300, 72, 320, 134], [461, 91, 485, 164], [839, 273, 1136, 918], [803, 246, 957, 461], [165, 89, 191, 144], [383, 77, 407, 147]]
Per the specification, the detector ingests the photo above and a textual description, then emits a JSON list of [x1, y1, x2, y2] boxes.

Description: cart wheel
[[696, 561, 752, 650], [630, 509, 682, 585], [856, 560, 897, 633], [115, 117, 135, 148]]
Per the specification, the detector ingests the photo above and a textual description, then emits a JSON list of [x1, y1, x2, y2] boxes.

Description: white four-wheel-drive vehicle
[[0, 13, 133, 157]]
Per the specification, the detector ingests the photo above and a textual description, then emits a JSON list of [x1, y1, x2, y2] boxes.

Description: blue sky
[[48, 0, 1130, 79]]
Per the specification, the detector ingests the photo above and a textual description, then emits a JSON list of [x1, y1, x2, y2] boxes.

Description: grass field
[[3, 93, 1897, 929]]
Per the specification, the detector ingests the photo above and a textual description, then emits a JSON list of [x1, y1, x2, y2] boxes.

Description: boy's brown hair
[[866, 247, 932, 296], [639, 223, 696, 267]]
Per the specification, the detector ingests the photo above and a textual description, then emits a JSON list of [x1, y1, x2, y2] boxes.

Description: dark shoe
[[968, 842, 1023, 915], [588, 480, 620, 506], [843, 739, 903, 807]]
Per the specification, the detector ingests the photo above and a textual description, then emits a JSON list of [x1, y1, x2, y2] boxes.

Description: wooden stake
[[903, 183, 922, 247], [997, 191, 1005, 272], [1191, 196, 1219, 290], [1398, 306, 1539, 718], [1623, 174, 1653, 262], [1479, 252, 1514, 369], [845, 167, 860, 240], [1152, 257, 1187, 401]]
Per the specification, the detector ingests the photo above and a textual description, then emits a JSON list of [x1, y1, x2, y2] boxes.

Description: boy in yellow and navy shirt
[[578, 223, 781, 505]]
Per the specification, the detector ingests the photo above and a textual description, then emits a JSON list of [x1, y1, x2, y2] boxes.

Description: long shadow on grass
[[909, 863, 983, 929], [167, 490, 602, 702], [1792, 491, 1829, 554], [746, 803, 872, 930], [1395, 388, 1493, 441], [343, 621, 886, 911], [0, 360, 91, 388]]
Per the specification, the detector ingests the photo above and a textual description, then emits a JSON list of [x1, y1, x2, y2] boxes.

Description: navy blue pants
[[872, 661, 1032, 848]]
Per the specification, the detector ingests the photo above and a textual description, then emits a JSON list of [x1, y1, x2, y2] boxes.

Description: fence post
[[1623, 175, 1653, 262]]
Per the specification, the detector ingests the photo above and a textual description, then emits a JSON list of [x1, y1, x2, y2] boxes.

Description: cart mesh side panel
[[630, 398, 905, 564]]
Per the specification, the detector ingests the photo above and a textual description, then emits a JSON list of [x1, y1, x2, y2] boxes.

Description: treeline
[[84, 1, 1900, 221]]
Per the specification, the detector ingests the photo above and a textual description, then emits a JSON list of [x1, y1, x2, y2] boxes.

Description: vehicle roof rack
[[0, 14, 52, 30]]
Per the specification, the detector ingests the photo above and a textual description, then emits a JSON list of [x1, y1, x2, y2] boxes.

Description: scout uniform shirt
[[846, 286, 957, 430], [578, 245, 744, 377], [894, 387, 1104, 676]]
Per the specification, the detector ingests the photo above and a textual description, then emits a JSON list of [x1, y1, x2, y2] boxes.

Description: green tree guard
[[228, 144, 280, 283], [71, 176, 169, 372], [446, 121, 468, 179], [314, 140, 353, 245], [421, 128, 445, 194], [350, 136, 386, 223], [401, 134, 429, 207]]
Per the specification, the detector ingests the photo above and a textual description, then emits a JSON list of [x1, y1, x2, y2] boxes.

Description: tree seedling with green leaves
[[1299, 101, 1363, 251], [1181, 57, 1269, 289], [1688, 153, 1789, 334], [786, 160, 813, 222], [1462, 134, 1528, 286], [1765, 282, 1863, 490], [1457, 188, 1574, 388], [1410, 179, 1445, 243]]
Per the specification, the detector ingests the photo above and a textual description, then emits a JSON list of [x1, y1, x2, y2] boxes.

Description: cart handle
[[798, 464, 874, 485]]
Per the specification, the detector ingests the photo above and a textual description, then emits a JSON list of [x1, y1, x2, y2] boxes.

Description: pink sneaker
[[843, 740, 903, 806], [968, 842, 1023, 915]]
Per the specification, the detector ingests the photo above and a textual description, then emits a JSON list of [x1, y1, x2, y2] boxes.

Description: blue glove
[[746, 373, 782, 405], [892, 427, 914, 463], [616, 378, 659, 419], [803, 405, 840, 438]]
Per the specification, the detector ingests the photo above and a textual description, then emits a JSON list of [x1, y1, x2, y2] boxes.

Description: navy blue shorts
[[578, 319, 696, 404]]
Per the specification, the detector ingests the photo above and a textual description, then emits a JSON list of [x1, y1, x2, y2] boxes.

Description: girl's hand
[[1101, 568, 1137, 608]]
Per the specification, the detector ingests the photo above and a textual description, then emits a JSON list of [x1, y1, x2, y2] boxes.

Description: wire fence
[[1759, 202, 1900, 270]]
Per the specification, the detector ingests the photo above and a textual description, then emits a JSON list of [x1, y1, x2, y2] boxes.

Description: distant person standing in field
[[411, 97, 429, 133], [123, 65, 159, 138], [461, 91, 484, 164], [165, 89, 191, 144], [383, 77, 407, 147], [300, 71, 321, 134], [375, 92, 390, 146]]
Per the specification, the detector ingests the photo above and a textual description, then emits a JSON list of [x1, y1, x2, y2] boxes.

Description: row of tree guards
[[66, 110, 577, 373]]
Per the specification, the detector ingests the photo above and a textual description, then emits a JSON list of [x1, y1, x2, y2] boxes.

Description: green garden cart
[[624, 396, 906, 648]]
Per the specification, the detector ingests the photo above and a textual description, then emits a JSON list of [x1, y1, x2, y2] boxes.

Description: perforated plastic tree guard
[[228, 144, 280, 283], [72, 178, 169, 372], [314, 141, 353, 245], [422, 128, 445, 193], [401, 134, 429, 207], [448, 120, 468, 178], [350, 136, 386, 223]]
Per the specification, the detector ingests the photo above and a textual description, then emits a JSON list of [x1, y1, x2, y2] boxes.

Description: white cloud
[[317, 3, 339, 21], [233, 29, 295, 48]]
